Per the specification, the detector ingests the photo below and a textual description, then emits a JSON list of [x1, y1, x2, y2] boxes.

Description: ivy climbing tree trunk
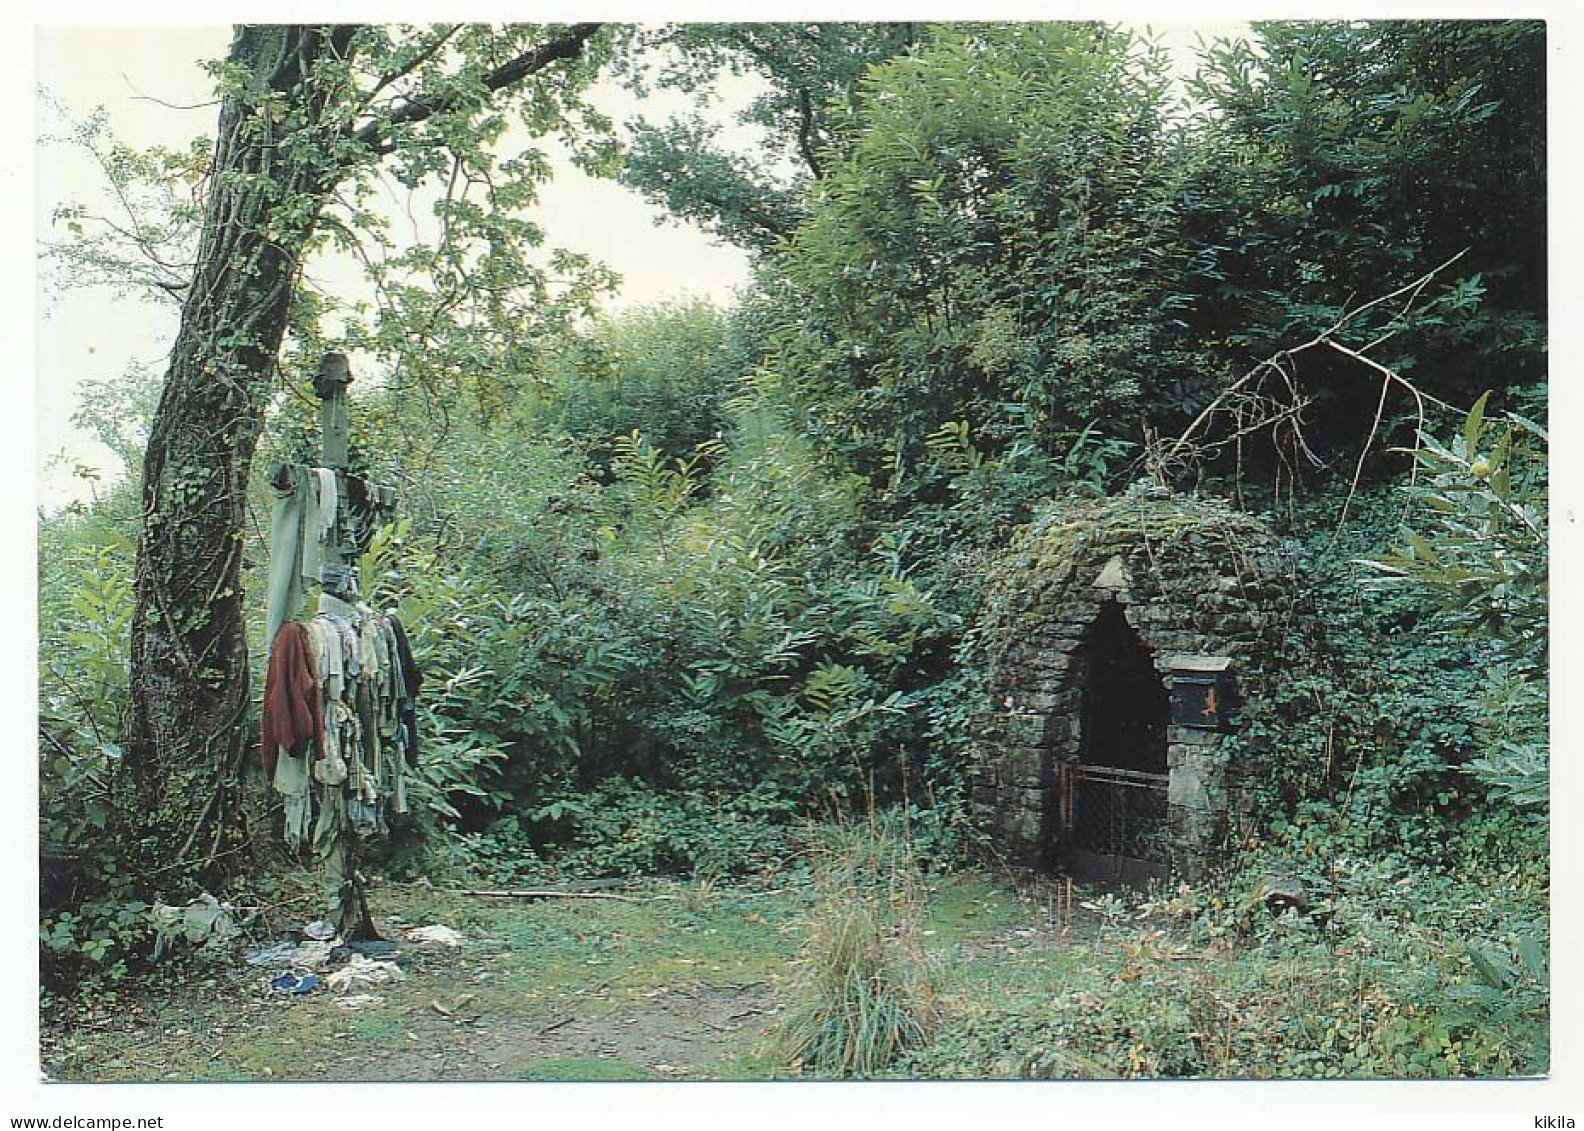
[[125, 21, 604, 880], [126, 25, 357, 870]]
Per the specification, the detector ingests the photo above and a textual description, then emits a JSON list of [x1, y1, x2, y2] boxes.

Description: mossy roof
[[976, 486, 1296, 635]]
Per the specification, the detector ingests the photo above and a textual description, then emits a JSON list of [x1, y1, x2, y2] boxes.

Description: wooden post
[[314, 352, 353, 471], [313, 352, 377, 941], [313, 353, 355, 598]]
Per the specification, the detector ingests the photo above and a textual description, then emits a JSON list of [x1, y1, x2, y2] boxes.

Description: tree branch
[[346, 23, 601, 157], [795, 86, 824, 179], [1160, 250, 1471, 476], [362, 24, 462, 106]]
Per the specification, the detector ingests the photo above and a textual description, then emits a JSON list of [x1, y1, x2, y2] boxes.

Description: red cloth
[[260, 620, 325, 775]]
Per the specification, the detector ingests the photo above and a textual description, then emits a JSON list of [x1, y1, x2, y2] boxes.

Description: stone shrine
[[969, 486, 1325, 878]]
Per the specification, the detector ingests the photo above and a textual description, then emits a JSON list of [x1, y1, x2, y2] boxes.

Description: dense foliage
[[1181, 21, 1546, 461], [615, 22, 921, 250], [766, 24, 1200, 489]]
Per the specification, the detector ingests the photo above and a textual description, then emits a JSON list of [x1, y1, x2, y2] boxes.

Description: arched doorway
[[1057, 601, 1171, 879]]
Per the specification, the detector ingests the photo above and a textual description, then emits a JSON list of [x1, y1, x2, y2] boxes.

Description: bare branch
[[1334, 247, 1469, 331], [1152, 253, 1476, 521], [1160, 253, 1472, 474], [1333, 352, 1398, 541], [118, 73, 221, 111]]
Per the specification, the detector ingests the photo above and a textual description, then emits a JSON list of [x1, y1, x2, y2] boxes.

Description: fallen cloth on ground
[[405, 924, 463, 947], [326, 952, 406, 992]]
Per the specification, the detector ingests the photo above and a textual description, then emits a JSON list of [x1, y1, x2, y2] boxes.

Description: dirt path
[[42, 871, 1093, 1083], [43, 880, 796, 1083], [45, 966, 777, 1083], [461, 981, 776, 1080]]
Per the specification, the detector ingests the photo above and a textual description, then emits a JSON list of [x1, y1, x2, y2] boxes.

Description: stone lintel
[[1168, 726, 1223, 747]]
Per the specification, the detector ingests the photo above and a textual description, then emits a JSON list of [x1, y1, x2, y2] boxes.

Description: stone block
[[1002, 714, 1044, 745], [1050, 689, 1081, 711], [1092, 555, 1130, 589], [1168, 726, 1222, 748], [1168, 802, 1218, 848], [1168, 764, 1211, 810], [1001, 747, 1045, 788], [1005, 799, 1045, 847]]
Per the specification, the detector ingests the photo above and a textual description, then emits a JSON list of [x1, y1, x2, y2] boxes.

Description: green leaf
[[1468, 945, 1511, 990], [1406, 531, 1439, 565], [1515, 935, 1546, 980], [1463, 390, 1490, 458]]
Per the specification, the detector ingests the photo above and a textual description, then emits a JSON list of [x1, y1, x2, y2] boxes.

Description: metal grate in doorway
[[1060, 762, 1170, 863]]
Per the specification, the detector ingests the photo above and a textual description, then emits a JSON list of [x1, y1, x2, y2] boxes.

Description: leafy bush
[[433, 815, 545, 886], [535, 780, 798, 881], [38, 531, 157, 989], [40, 539, 133, 837], [902, 849, 1545, 1079], [1215, 462, 1542, 870], [767, 23, 1204, 487], [1188, 21, 1546, 418], [1361, 389, 1547, 814], [530, 300, 753, 472]]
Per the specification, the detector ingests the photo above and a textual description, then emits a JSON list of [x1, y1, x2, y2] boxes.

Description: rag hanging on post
[[258, 353, 415, 943]]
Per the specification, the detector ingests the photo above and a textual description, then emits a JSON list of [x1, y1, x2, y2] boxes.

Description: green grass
[[345, 1007, 405, 1044], [712, 1047, 790, 1080], [471, 883, 803, 1010], [47, 866, 1544, 1084], [918, 873, 1026, 944], [954, 939, 1093, 1002], [516, 1055, 656, 1081]]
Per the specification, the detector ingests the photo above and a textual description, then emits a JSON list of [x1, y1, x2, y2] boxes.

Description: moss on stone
[[967, 485, 1326, 873], [975, 486, 1300, 660]]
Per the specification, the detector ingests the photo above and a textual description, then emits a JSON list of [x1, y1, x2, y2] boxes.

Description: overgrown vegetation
[[39, 18, 1545, 1080]]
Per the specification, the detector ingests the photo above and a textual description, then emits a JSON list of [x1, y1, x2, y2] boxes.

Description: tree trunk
[[123, 21, 601, 887], [126, 25, 355, 877]]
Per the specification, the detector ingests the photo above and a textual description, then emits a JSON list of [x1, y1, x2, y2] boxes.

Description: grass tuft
[[772, 816, 941, 1077]]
